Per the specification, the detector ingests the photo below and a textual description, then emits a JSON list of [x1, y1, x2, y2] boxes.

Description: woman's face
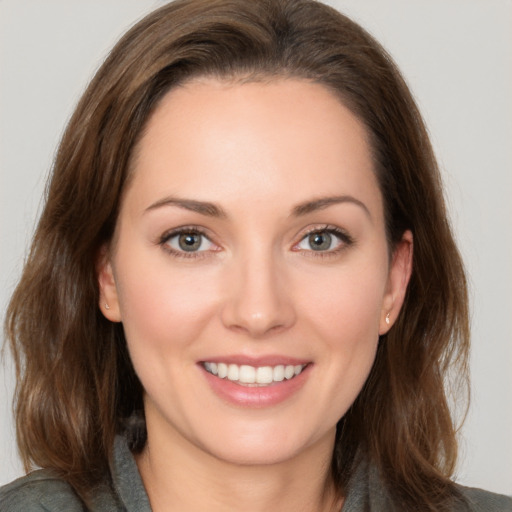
[[99, 78, 411, 466]]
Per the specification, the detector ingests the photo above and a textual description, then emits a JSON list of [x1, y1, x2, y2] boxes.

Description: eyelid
[[158, 224, 208, 243], [156, 223, 353, 259], [292, 224, 354, 254], [158, 225, 220, 258]]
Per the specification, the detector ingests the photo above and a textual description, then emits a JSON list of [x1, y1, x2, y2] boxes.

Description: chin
[[205, 441, 304, 467], [194, 422, 335, 468]]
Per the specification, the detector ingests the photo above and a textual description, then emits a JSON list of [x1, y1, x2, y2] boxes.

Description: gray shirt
[[1, 436, 511, 511]]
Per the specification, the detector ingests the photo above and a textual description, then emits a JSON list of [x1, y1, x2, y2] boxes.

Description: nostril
[[219, 264, 297, 336]]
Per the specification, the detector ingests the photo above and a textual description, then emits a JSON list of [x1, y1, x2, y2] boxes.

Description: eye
[[163, 229, 215, 254], [295, 227, 352, 253]]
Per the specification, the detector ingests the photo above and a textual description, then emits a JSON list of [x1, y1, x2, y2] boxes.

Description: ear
[[379, 230, 413, 335], [96, 244, 122, 322]]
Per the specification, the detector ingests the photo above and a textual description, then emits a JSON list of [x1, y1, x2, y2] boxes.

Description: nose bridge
[[221, 241, 296, 337]]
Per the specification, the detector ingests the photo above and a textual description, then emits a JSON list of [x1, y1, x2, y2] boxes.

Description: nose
[[220, 251, 296, 338]]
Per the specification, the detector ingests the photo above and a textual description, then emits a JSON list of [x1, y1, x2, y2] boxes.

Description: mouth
[[202, 362, 308, 386]]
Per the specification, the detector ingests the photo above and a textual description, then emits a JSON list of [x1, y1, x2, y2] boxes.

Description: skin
[[98, 78, 412, 512]]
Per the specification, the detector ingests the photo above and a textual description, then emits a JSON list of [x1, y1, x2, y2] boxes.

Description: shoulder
[[457, 484, 512, 512], [0, 470, 85, 512]]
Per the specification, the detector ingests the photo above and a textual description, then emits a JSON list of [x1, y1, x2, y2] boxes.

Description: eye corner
[[158, 225, 220, 259], [292, 224, 355, 256]]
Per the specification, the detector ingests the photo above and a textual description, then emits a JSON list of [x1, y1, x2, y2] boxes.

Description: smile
[[203, 362, 307, 386]]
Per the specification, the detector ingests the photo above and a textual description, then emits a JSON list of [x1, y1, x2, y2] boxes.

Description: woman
[[1, 0, 511, 510]]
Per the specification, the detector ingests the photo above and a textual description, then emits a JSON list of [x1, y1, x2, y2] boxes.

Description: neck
[[136, 425, 342, 512]]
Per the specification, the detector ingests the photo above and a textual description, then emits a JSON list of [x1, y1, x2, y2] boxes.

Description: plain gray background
[[1, 0, 511, 495]]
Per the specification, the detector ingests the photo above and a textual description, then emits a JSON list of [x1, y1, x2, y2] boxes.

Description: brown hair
[[5, 0, 469, 508]]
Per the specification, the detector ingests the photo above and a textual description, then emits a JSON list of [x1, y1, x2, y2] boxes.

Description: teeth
[[203, 362, 306, 385], [256, 366, 273, 384], [284, 365, 295, 380], [227, 364, 239, 381], [239, 365, 256, 383], [273, 365, 284, 382], [217, 363, 228, 379]]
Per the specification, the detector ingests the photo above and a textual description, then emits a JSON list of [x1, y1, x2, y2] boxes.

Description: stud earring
[[385, 313, 390, 325], [105, 303, 111, 310]]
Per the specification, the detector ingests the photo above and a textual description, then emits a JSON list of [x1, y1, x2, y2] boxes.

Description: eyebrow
[[144, 194, 370, 220], [144, 197, 227, 218], [292, 195, 371, 218]]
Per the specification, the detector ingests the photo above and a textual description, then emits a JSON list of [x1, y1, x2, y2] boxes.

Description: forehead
[[126, 78, 382, 220]]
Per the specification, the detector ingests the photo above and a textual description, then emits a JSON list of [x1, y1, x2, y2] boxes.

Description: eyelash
[[159, 225, 216, 259], [293, 225, 354, 258], [158, 224, 354, 260]]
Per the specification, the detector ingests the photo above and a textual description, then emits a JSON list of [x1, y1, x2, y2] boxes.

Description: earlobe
[[96, 245, 122, 322], [379, 230, 413, 335]]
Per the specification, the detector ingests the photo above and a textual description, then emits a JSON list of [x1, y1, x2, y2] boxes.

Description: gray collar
[[108, 435, 393, 512], [109, 435, 152, 512]]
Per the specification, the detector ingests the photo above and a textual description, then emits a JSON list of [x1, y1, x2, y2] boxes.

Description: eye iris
[[309, 232, 332, 251], [178, 233, 201, 251]]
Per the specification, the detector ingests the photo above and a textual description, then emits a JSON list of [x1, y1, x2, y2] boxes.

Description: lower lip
[[200, 364, 311, 408]]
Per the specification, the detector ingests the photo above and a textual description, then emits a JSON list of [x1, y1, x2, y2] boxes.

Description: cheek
[[298, 265, 385, 415], [300, 262, 387, 343], [115, 253, 220, 354]]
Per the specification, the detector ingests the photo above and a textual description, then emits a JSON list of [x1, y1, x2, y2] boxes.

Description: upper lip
[[198, 355, 311, 367]]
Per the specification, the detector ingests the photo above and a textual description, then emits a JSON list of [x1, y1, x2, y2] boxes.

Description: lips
[[203, 362, 307, 385], [200, 358, 311, 407]]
